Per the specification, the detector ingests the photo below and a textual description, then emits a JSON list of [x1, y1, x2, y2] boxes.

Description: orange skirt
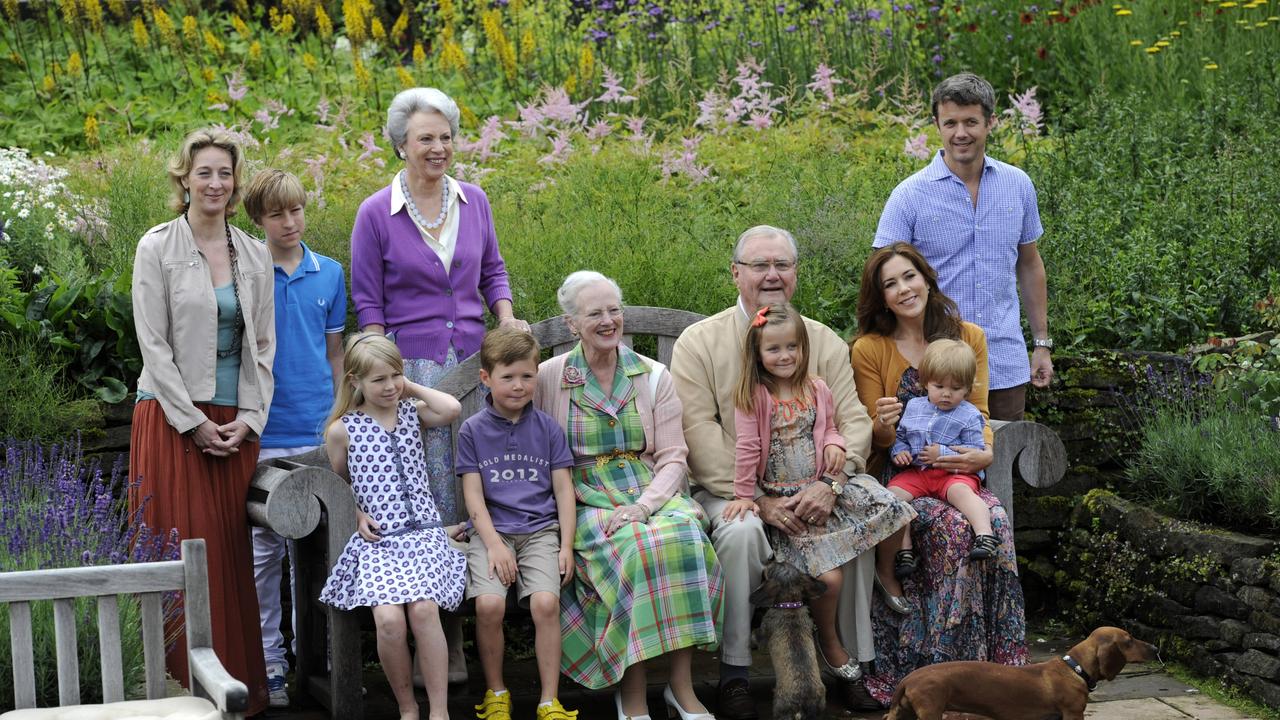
[[128, 400, 268, 715]]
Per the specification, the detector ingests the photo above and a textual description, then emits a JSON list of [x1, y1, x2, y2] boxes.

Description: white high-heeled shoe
[[663, 686, 715, 720], [615, 689, 652, 720]]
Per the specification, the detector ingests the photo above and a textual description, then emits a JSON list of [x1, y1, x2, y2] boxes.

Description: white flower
[[32, 264, 43, 275], [333, 37, 350, 52], [17, 207, 29, 218]]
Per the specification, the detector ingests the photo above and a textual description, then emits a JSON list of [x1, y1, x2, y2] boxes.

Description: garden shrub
[[0, 337, 101, 442], [0, 438, 179, 710]]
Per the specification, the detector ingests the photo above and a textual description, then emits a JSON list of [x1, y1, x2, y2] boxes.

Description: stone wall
[[1059, 491, 1280, 709]]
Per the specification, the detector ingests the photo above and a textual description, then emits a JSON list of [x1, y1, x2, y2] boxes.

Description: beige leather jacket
[[132, 217, 276, 435]]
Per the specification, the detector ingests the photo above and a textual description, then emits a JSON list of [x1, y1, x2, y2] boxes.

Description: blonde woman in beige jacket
[[128, 127, 274, 715]]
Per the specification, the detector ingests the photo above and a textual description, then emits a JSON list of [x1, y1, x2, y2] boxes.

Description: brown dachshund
[[885, 626, 1159, 720]]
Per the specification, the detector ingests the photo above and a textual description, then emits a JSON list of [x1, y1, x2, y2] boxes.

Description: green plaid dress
[[558, 345, 723, 689]]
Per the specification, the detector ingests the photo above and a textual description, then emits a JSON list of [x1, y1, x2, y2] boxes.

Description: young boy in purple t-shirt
[[457, 327, 578, 720]]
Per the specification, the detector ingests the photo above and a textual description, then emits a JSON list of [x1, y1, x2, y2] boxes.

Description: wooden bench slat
[[140, 592, 167, 699], [53, 597, 81, 706], [97, 594, 125, 703], [10, 601, 37, 709], [0, 561, 186, 602]]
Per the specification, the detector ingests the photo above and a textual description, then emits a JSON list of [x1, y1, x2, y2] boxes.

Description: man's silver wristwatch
[[1032, 337, 1054, 350]]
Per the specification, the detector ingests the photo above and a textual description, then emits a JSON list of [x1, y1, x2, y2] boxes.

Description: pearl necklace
[[400, 172, 451, 231]]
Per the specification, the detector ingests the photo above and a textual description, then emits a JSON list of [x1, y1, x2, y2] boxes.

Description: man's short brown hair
[[480, 326, 540, 373]]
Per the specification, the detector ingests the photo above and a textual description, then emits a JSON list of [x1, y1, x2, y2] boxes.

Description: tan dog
[[885, 626, 1158, 720]]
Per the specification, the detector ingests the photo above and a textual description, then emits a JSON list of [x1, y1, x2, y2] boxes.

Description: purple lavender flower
[[784, 24, 796, 32], [867, 8, 882, 20]]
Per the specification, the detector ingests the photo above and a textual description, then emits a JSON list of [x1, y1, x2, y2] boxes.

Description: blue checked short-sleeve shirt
[[891, 396, 987, 466], [874, 150, 1044, 389]]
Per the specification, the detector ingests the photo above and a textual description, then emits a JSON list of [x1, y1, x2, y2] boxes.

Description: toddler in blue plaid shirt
[[888, 339, 997, 562]]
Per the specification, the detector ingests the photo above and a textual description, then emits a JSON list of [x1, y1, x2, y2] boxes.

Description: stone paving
[[263, 632, 1263, 719]]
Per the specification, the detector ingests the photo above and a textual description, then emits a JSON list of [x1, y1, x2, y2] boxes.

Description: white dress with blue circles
[[318, 400, 467, 610]]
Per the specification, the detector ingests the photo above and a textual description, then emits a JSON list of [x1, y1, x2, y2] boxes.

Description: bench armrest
[[190, 646, 249, 714], [988, 420, 1068, 528]]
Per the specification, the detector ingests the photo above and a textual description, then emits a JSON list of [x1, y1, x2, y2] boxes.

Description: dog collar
[[1061, 654, 1096, 691], [772, 601, 805, 609]]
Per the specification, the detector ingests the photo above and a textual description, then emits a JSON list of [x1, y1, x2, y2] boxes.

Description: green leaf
[[95, 377, 128, 404]]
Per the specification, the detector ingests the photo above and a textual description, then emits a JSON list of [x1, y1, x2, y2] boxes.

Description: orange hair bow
[[751, 305, 770, 328]]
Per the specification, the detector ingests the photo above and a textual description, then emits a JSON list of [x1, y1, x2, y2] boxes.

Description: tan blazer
[[132, 217, 276, 435]]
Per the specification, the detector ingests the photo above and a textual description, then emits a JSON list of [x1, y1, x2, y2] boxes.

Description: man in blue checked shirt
[[874, 72, 1053, 420]]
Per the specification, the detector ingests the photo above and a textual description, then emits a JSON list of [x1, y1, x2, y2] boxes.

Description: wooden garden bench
[[0, 539, 247, 720]]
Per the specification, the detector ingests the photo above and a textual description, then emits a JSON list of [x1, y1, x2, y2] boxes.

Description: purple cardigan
[[350, 179, 513, 362]]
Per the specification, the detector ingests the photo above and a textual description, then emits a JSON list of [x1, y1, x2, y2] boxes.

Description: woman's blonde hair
[[168, 127, 245, 214], [324, 332, 405, 433], [734, 303, 811, 413]]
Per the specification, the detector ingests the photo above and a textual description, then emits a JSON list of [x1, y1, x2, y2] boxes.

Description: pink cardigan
[[535, 349, 689, 515], [733, 378, 845, 500]]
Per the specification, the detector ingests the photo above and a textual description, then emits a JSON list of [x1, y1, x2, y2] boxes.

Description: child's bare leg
[[811, 567, 848, 667], [667, 646, 710, 713], [372, 605, 418, 720], [876, 525, 909, 597], [474, 594, 507, 693], [888, 485, 916, 550], [946, 483, 993, 536], [407, 600, 449, 720], [529, 590, 561, 703]]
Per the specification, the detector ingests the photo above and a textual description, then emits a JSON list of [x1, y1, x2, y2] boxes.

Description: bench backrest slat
[[53, 597, 81, 706], [0, 561, 186, 602], [140, 591, 168, 699], [97, 594, 125, 703], [9, 601, 37, 709]]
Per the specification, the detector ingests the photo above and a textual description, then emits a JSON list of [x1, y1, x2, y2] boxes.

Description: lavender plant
[[0, 437, 179, 710]]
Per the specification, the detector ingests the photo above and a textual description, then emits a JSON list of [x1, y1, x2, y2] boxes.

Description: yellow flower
[[520, 28, 535, 65], [1257, 20, 1268, 26], [84, 114, 100, 148], [1155, 40, 1170, 46], [371, 17, 386, 42], [353, 55, 372, 90], [67, 51, 83, 76], [1145, 46, 1160, 53], [59, 0, 78, 27], [564, 72, 577, 95], [1129, 39, 1143, 45], [279, 13, 296, 34], [132, 17, 150, 48], [316, 6, 333, 39], [83, 0, 103, 32], [249, 40, 262, 61], [153, 7, 179, 48], [512, 0, 524, 14], [481, 9, 516, 81], [302, 52, 318, 71], [413, 41, 427, 67], [2, 0, 18, 23], [1204, 63, 1219, 69], [396, 65, 414, 88], [440, 39, 467, 71], [201, 66, 216, 82], [182, 15, 199, 45], [391, 9, 408, 40], [233, 0, 249, 17], [205, 88, 223, 105], [578, 43, 595, 84], [1219, 1, 1237, 6], [232, 15, 251, 39], [344, 0, 367, 44], [204, 29, 225, 57], [438, 0, 456, 26], [1048, 9, 1060, 15], [1171, 30, 1181, 36], [106, 0, 125, 20], [458, 100, 478, 129], [1111, 3, 1121, 7], [1115, 8, 1132, 15], [42, 74, 56, 93]]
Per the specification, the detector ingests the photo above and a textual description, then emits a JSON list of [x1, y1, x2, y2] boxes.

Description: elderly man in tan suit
[[670, 225, 881, 718]]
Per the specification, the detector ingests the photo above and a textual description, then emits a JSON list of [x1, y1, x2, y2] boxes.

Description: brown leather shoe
[[842, 680, 883, 712], [716, 678, 759, 720]]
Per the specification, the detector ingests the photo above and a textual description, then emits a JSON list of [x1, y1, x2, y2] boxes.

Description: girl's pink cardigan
[[732, 377, 845, 500]]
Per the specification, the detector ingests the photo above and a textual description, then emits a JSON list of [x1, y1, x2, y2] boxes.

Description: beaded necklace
[[185, 212, 243, 357], [399, 171, 451, 232]]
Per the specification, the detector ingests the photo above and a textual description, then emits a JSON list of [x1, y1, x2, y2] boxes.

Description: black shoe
[[716, 678, 759, 720], [841, 680, 883, 711]]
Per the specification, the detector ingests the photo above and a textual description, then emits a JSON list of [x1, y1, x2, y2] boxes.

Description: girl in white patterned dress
[[319, 332, 467, 720]]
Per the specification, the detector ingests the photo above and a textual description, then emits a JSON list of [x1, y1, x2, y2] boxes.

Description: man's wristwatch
[[1032, 337, 1054, 351]]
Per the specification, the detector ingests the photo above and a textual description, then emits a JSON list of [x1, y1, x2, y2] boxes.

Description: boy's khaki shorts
[[465, 525, 562, 606]]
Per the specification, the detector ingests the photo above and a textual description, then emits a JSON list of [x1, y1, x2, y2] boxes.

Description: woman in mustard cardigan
[[849, 242, 1027, 706]]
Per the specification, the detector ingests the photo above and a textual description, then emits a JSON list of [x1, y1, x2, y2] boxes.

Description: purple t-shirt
[[455, 397, 574, 535]]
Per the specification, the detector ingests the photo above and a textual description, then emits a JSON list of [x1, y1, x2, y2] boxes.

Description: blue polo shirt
[[875, 150, 1044, 390], [455, 396, 574, 535], [261, 243, 347, 448]]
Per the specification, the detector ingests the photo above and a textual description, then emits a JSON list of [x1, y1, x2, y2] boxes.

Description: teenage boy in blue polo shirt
[[458, 327, 578, 720], [242, 168, 346, 708]]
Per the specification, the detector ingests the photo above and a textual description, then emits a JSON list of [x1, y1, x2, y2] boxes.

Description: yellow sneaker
[[536, 698, 579, 720], [475, 689, 512, 720]]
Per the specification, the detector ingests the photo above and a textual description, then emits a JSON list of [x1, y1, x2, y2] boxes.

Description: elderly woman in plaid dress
[[536, 271, 723, 720]]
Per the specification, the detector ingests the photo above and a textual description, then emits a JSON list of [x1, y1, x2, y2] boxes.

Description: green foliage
[[1194, 337, 1280, 421], [0, 334, 102, 442], [1123, 376, 1280, 532]]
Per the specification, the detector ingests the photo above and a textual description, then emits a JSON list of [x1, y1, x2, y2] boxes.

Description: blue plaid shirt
[[874, 150, 1044, 390], [891, 396, 987, 467]]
